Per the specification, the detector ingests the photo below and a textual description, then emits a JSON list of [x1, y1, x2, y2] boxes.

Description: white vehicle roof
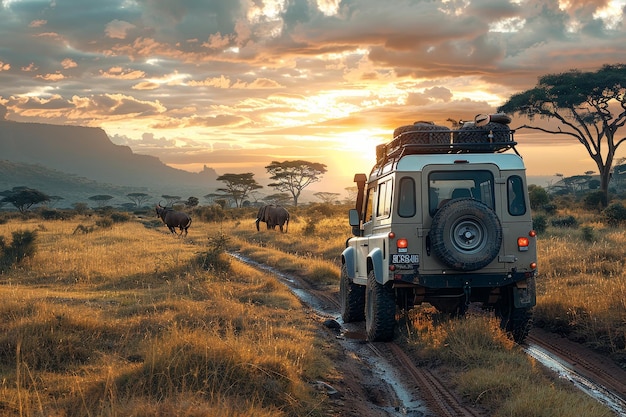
[[395, 152, 526, 171]]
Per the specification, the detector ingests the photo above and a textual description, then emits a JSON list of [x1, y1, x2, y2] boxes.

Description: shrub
[[110, 212, 131, 223], [542, 203, 557, 215], [193, 205, 226, 222], [528, 184, 550, 210], [583, 191, 607, 211], [532, 215, 547, 234], [95, 217, 114, 229], [40, 209, 65, 220], [580, 225, 595, 242], [551, 215, 578, 228], [302, 217, 316, 235], [603, 202, 626, 226], [198, 231, 231, 272], [0, 230, 37, 271]]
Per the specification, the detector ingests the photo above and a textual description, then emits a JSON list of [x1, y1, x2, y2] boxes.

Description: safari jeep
[[341, 116, 537, 343]]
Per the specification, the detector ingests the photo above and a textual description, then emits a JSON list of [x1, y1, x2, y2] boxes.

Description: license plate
[[392, 254, 419, 264]]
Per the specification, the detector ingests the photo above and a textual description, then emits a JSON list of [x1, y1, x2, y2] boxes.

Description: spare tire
[[392, 121, 450, 145], [430, 199, 502, 271]]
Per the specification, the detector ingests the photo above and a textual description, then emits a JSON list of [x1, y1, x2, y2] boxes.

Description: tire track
[[229, 251, 485, 416]]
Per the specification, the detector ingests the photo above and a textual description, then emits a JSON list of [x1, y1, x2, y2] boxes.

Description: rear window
[[428, 170, 494, 215]]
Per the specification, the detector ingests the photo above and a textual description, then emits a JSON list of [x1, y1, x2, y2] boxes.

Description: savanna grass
[[535, 223, 626, 362], [0, 217, 329, 417], [214, 205, 620, 417], [403, 312, 612, 417]]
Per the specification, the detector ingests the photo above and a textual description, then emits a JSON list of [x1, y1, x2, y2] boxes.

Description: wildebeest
[[156, 204, 192, 236]]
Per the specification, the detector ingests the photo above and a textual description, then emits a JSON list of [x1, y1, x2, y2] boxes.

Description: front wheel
[[340, 264, 365, 323], [365, 270, 396, 342]]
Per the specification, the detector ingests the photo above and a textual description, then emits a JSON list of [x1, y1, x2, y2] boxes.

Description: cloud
[[0, 0, 625, 193], [105, 20, 136, 39]]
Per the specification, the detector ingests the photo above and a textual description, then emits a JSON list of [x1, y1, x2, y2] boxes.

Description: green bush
[[551, 215, 578, 228], [583, 191, 607, 211], [532, 215, 547, 234], [542, 202, 557, 214], [110, 212, 131, 223], [580, 226, 595, 242], [528, 184, 550, 210], [603, 202, 626, 226]]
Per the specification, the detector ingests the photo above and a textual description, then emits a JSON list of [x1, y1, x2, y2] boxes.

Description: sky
[[1, 0, 626, 198]]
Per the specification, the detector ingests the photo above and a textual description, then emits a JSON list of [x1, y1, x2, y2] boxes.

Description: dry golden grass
[[1, 202, 623, 417], [0, 216, 329, 417], [534, 222, 626, 362], [403, 311, 612, 417]]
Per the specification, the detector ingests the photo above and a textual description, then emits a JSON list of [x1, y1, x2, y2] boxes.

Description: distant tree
[[216, 173, 263, 208], [264, 193, 292, 206], [127, 192, 151, 208], [0, 187, 50, 213], [203, 193, 222, 205], [72, 202, 90, 215], [47, 196, 64, 208], [345, 186, 358, 202], [119, 203, 137, 211], [563, 175, 592, 193], [528, 185, 550, 210], [498, 64, 626, 207], [314, 192, 340, 204], [266, 160, 327, 206], [185, 196, 199, 209], [161, 195, 181, 206], [88, 195, 114, 208]]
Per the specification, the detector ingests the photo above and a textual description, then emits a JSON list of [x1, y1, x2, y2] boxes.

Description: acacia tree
[[126, 192, 151, 208], [216, 173, 262, 208], [0, 187, 50, 213], [314, 192, 340, 204], [266, 160, 327, 206], [498, 64, 626, 206], [88, 195, 114, 208]]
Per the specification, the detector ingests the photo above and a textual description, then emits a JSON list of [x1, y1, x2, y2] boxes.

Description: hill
[[0, 118, 220, 206], [0, 160, 151, 208]]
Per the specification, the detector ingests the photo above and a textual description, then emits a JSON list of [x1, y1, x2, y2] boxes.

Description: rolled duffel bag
[[392, 121, 450, 145], [455, 120, 511, 144]]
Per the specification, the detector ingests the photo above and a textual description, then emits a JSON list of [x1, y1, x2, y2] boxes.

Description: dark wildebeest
[[156, 204, 192, 236]]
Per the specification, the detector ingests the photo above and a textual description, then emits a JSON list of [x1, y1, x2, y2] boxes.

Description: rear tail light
[[517, 237, 529, 251], [397, 238, 408, 252]]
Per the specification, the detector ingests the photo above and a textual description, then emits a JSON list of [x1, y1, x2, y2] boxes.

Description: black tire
[[393, 122, 450, 145], [456, 122, 511, 144], [430, 199, 502, 271], [340, 264, 365, 323], [365, 270, 396, 342], [496, 293, 533, 344]]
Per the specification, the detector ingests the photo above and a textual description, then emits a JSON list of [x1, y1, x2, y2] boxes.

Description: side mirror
[[348, 209, 360, 227]]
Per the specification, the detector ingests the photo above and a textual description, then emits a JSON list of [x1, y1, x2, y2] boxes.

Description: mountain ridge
[[0, 118, 220, 207]]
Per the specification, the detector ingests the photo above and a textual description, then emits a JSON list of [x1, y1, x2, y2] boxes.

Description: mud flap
[[513, 278, 536, 308]]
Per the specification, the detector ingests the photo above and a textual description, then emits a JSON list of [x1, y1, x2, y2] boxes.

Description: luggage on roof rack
[[376, 115, 516, 166]]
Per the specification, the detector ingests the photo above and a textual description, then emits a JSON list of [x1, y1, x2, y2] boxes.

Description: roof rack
[[374, 126, 518, 168]]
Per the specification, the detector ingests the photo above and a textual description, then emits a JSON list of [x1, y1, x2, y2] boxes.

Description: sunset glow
[[1, 0, 626, 196]]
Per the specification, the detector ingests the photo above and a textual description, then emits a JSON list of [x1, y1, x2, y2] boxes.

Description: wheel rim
[[450, 217, 486, 254]]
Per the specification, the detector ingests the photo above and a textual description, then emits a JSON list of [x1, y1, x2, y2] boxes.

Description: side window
[[398, 177, 416, 217], [508, 176, 526, 216], [376, 180, 393, 218]]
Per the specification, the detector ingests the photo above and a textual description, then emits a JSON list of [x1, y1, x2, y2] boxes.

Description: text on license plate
[[392, 254, 419, 264]]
